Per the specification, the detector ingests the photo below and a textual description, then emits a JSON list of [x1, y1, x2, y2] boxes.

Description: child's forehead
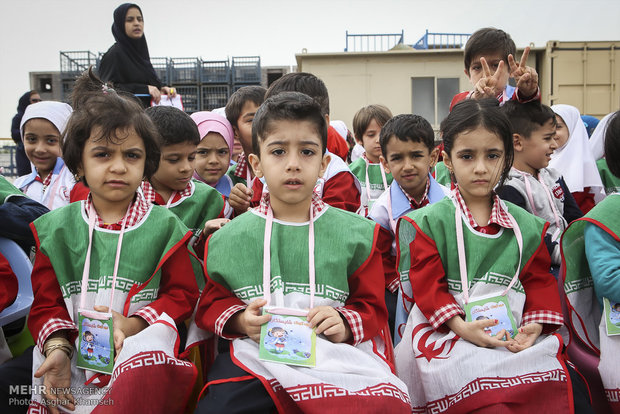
[[470, 51, 506, 66], [199, 132, 228, 147], [262, 119, 322, 143], [240, 101, 260, 117], [23, 118, 60, 134], [385, 136, 430, 154]]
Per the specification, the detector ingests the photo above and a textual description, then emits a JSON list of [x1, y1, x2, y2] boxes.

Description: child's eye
[[301, 149, 315, 156], [488, 153, 500, 159], [46, 138, 59, 145], [126, 152, 141, 160], [218, 149, 229, 155], [471, 65, 481, 72], [460, 154, 472, 160], [166, 157, 179, 163], [188, 155, 196, 162], [196, 149, 208, 156], [94, 152, 109, 158], [272, 149, 285, 156], [25, 136, 37, 143]]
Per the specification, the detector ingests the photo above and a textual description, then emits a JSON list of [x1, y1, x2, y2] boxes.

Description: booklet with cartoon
[[604, 297, 620, 336], [259, 312, 316, 367], [76, 311, 115, 374], [464, 295, 518, 339]]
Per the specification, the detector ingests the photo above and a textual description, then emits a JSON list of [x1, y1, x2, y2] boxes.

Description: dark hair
[[380, 114, 436, 156], [145, 106, 200, 147], [464, 28, 516, 73], [265, 73, 330, 116], [352, 105, 392, 142], [63, 68, 161, 184], [440, 98, 514, 186], [252, 92, 327, 156], [604, 111, 620, 177], [500, 100, 557, 138], [225, 86, 266, 128]]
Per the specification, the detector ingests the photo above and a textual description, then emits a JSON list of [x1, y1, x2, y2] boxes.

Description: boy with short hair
[[497, 100, 583, 270], [349, 104, 394, 216], [368, 114, 449, 343], [194, 92, 409, 413]]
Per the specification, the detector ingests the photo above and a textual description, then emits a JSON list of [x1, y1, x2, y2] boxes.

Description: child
[[143, 106, 230, 235], [450, 28, 540, 110], [394, 99, 577, 412], [26, 70, 199, 413], [349, 104, 394, 216], [13, 101, 78, 210], [497, 100, 583, 271], [235, 72, 361, 214], [224, 85, 266, 215], [367, 114, 448, 344], [561, 110, 620, 412], [194, 92, 410, 413], [551, 104, 605, 213], [190, 111, 235, 198]]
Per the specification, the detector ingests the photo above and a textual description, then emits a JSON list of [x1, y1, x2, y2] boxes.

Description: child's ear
[[513, 133, 524, 152], [248, 153, 262, 178], [77, 164, 84, 178], [464, 68, 472, 82], [319, 153, 330, 177], [379, 155, 390, 174], [442, 150, 452, 172], [429, 147, 440, 168]]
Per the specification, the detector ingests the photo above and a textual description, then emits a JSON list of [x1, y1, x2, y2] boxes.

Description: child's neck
[[404, 177, 428, 204], [365, 152, 380, 164], [270, 197, 312, 223], [92, 194, 133, 224], [37, 168, 52, 181], [151, 182, 174, 204], [513, 159, 538, 178], [460, 191, 493, 227]]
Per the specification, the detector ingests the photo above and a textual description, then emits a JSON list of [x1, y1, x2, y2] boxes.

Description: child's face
[[23, 118, 62, 178], [381, 137, 438, 200], [79, 126, 145, 210], [443, 126, 505, 203], [234, 101, 260, 155], [151, 142, 197, 193], [360, 119, 382, 163], [514, 119, 557, 174], [554, 115, 569, 149], [249, 120, 329, 218], [195, 132, 230, 185], [467, 52, 510, 91]]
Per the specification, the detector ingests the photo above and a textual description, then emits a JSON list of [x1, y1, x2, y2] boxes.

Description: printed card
[[604, 297, 620, 336], [259, 312, 316, 367], [464, 295, 518, 339], [76, 312, 114, 374]]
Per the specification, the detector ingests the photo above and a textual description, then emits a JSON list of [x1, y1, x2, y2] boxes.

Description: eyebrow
[[265, 140, 320, 147], [242, 112, 256, 118]]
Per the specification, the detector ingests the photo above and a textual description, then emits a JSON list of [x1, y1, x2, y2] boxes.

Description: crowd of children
[[1, 25, 619, 414]]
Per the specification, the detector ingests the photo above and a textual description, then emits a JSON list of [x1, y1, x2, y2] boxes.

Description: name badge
[[464, 295, 518, 339], [76, 309, 115, 374], [259, 311, 316, 367], [603, 297, 620, 336]]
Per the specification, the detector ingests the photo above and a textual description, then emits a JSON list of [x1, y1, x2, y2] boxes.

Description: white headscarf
[[589, 111, 617, 161], [20, 101, 73, 140], [550, 104, 604, 202]]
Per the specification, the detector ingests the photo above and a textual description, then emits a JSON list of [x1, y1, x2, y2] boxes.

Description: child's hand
[[507, 322, 543, 353], [229, 183, 253, 215], [94, 305, 148, 359], [204, 218, 230, 236], [446, 315, 512, 348], [307, 306, 352, 344], [227, 299, 271, 343], [508, 46, 539, 98], [472, 58, 506, 100], [34, 343, 75, 414]]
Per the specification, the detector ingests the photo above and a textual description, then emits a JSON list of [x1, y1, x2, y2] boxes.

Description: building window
[[411, 77, 460, 126]]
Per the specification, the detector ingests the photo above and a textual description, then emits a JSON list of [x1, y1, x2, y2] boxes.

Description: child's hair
[[225, 85, 266, 128], [440, 98, 514, 186], [252, 92, 327, 156], [464, 28, 516, 73], [352, 104, 393, 142], [265, 72, 330, 116], [62, 68, 161, 184], [500, 100, 557, 138], [380, 114, 435, 156], [83, 331, 93, 339], [145, 106, 200, 147], [604, 111, 620, 177]]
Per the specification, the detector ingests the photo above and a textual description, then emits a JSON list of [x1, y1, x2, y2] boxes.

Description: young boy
[[225, 85, 266, 215], [368, 114, 449, 344], [349, 104, 394, 216], [450, 28, 540, 110], [497, 100, 583, 271], [194, 92, 410, 413], [235, 72, 361, 214], [144, 106, 230, 240]]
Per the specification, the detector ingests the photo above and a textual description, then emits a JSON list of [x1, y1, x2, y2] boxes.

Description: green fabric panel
[[433, 161, 452, 187], [226, 164, 246, 187], [171, 181, 224, 229], [349, 158, 394, 189], [0, 176, 24, 204], [597, 158, 620, 195]]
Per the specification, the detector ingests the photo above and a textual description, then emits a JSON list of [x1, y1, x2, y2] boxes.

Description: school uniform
[[13, 157, 77, 210], [449, 85, 540, 111], [394, 189, 571, 413], [597, 158, 620, 195], [194, 193, 410, 413], [348, 154, 393, 217], [368, 174, 449, 344], [213, 174, 234, 198], [561, 193, 620, 412], [27, 194, 199, 413]]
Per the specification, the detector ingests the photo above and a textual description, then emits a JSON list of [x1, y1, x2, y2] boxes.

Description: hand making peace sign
[[471, 58, 506, 100], [508, 46, 539, 98]]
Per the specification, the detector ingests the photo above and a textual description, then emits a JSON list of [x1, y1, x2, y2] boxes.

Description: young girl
[[13, 101, 78, 210], [27, 70, 199, 414], [348, 104, 394, 216], [394, 99, 579, 412], [551, 104, 605, 213], [190, 111, 235, 198]]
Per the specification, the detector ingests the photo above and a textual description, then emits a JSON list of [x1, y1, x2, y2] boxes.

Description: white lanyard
[[518, 169, 562, 229], [262, 205, 315, 317], [165, 191, 177, 209], [26, 165, 65, 210], [386, 187, 396, 234], [455, 200, 523, 305], [363, 158, 389, 204], [79, 202, 131, 317]]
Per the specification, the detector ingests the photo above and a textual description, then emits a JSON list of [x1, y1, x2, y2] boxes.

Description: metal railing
[[345, 30, 404, 52], [412, 30, 471, 50]]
